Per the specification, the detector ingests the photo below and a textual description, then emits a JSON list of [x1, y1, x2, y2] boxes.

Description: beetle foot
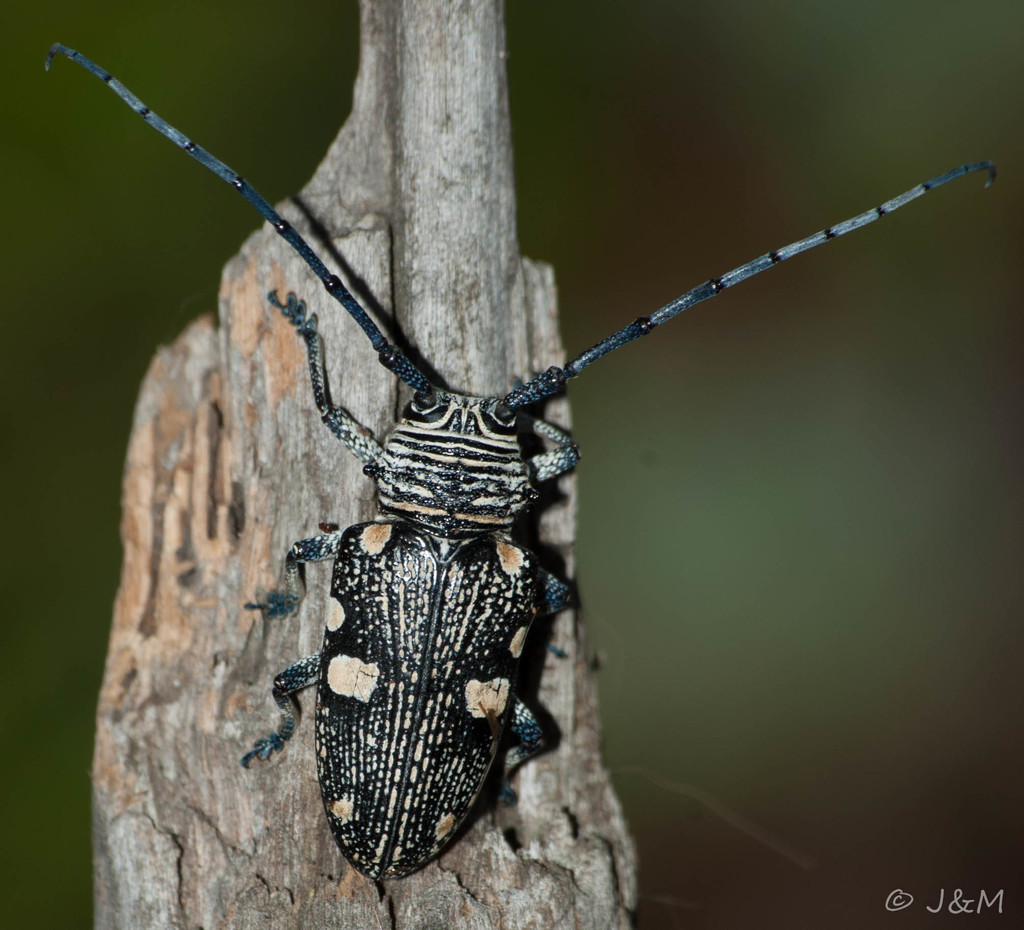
[[240, 732, 287, 767], [244, 590, 299, 619], [268, 290, 317, 336], [499, 781, 518, 806]]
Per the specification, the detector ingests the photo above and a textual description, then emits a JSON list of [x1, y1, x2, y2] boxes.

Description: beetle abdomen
[[316, 521, 538, 878]]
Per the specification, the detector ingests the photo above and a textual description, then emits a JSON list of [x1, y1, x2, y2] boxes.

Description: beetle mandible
[[46, 42, 994, 881]]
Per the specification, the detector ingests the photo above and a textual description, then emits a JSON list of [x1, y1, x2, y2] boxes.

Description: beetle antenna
[[46, 43, 432, 394], [504, 161, 995, 409]]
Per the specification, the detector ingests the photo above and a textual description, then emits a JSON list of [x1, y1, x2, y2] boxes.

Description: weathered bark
[[94, 2, 636, 927]]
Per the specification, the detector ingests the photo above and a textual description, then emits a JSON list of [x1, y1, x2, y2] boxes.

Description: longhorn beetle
[[48, 43, 994, 881]]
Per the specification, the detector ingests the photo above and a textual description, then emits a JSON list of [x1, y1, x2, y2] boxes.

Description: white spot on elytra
[[330, 798, 354, 823], [436, 812, 455, 840], [496, 541, 523, 576], [326, 600, 346, 631], [361, 522, 393, 555], [327, 654, 380, 701], [509, 626, 528, 658], [465, 678, 510, 719]]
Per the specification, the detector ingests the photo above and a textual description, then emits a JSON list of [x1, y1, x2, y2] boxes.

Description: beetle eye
[[412, 388, 437, 411], [484, 401, 517, 433], [406, 389, 448, 423], [492, 401, 514, 425]]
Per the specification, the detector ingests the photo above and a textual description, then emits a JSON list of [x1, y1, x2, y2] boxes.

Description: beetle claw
[[244, 591, 299, 620], [240, 733, 286, 768]]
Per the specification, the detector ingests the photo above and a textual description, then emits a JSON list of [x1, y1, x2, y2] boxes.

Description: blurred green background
[[4, 1, 1022, 926]]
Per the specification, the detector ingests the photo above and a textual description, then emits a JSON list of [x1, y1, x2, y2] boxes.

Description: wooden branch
[[94, 2, 636, 926]]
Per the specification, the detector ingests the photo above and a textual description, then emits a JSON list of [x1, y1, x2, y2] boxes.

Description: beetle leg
[[535, 569, 571, 617], [245, 530, 343, 619], [241, 653, 321, 767], [269, 291, 383, 464], [535, 569, 571, 658], [522, 415, 580, 482], [499, 697, 544, 805]]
